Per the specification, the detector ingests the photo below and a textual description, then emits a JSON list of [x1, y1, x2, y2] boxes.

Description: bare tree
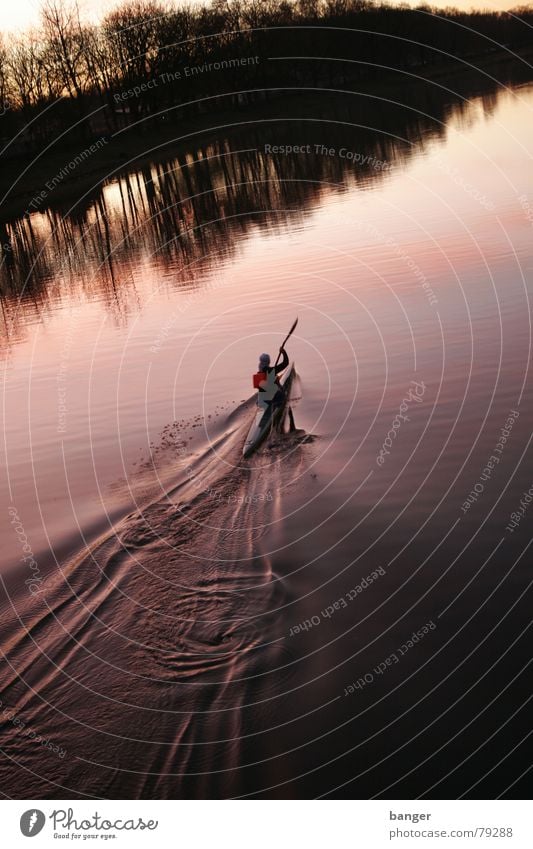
[[103, 1, 168, 83], [5, 34, 51, 109], [40, 0, 88, 99]]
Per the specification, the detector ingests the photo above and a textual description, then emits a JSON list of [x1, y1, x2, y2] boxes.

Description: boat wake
[[0, 396, 315, 798]]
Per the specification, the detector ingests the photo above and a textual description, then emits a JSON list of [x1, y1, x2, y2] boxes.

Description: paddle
[[274, 316, 298, 367]]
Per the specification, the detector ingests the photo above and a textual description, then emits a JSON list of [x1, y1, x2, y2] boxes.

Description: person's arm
[[274, 347, 289, 374]]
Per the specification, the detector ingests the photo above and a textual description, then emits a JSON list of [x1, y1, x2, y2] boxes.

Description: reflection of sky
[[2, 0, 523, 33]]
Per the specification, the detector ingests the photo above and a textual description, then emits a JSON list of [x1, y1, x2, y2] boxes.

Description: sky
[[1, 0, 524, 34]]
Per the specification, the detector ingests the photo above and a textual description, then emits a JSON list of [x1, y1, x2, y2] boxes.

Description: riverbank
[[1, 46, 532, 224]]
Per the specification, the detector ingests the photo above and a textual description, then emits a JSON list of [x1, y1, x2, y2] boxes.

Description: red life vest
[[253, 371, 266, 389]]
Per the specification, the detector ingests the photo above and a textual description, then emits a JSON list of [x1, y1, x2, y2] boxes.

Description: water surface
[[1, 77, 532, 799]]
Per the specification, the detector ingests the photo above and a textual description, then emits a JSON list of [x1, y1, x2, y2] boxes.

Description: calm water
[[1, 78, 532, 798]]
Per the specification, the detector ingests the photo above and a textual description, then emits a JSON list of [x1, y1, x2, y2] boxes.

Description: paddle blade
[[281, 316, 298, 348], [288, 316, 298, 336], [274, 317, 299, 367]]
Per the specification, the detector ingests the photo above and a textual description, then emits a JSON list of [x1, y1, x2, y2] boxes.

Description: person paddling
[[253, 347, 289, 409], [253, 346, 296, 430], [243, 320, 298, 457]]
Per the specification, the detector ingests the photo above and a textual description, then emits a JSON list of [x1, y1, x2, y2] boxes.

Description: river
[[1, 74, 532, 798]]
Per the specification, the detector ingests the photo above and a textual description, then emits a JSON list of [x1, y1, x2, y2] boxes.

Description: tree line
[[0, 0, 532, 155]]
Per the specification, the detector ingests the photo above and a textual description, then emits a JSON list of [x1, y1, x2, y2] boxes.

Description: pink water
[[1, 82, 532, 798]]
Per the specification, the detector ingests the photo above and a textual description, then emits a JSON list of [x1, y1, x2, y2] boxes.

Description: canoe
[[242, 362, 295, 458]]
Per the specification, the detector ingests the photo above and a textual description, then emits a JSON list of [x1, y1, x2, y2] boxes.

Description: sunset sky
[[1, 0, 525, 33]]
